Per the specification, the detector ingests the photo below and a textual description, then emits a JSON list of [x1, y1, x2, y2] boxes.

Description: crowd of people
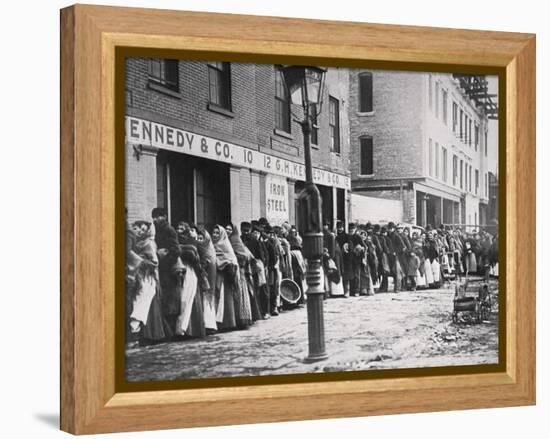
[[125, 207, 499, 346]]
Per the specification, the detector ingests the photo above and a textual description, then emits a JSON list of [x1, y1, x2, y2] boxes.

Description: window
[[208, 61, 232, 110], [435, 142, 440, 178], [468, 119, 473, 146], [485, 173, 489, 196], [360, 136, 374, 175], [442, 147, 448, 182], [428, 75, 433, 110], [459, 109, 464, 140], [464, 115, 469, 144], [460, 159, 464, 189], [452, 102, 458, 133], [275, 69, 291, 133], [475, 169, 479, 194], [310, 103, 319, 145], [453, 154, 458, 186], [435, 82, 440, 118], [469, 165, 472, 192], [149, 59, 179, 92], [442, 90, 448, 125], [329, 96, 341, 153], [429, 138, 433, 177], [358, 72, 373, 112], [485, 130, 488, 157], [475, 124, 480, 151]]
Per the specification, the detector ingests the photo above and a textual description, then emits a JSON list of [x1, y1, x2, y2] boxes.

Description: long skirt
[[431, 259, 441, 283], [465, 252, 477, 273], [246, 273, 262, 321], [175, 265, 199, 336], [235, 268, 253, 328], [130, 276, 157, 329], [141, 287, 168, 342], [186, 288, 206, 338], [203, 287, 218, 331], [415, 269, 427, 287], [406, 254, 420, 277], [203, 261, 218, 331], [216, 273, 237, 331], [159, 271, 181, 333], [359, 265, 374, 296], [424, 259, 435, 285], [454, 252, 464, 274]]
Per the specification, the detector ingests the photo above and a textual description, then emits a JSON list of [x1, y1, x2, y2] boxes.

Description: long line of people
[[125, 207, 498, 346]]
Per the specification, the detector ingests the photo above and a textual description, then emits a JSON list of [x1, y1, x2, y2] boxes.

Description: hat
[[381, 226, 388, 233], [348, 222, 357, 230], [264, 225, 274, 234], [240, 221, 252, 231], [151, 207, 167, 218], [373, 224, 381, 232], [251, 225, 261, 233], [258, 217, 269, 226], [365, 221, 373, 231], [388, 221, 396, 229]]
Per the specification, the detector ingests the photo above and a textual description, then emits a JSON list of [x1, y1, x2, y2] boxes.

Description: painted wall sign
[[265, 175, 289, 225], [125, 116, 351, 190]]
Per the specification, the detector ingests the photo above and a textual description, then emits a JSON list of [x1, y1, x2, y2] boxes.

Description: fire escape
[[453, 75, 499, 120]]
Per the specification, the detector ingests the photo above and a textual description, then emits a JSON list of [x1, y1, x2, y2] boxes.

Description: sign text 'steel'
[[125, 116, 351, 190], [265, 175, 289, 225]]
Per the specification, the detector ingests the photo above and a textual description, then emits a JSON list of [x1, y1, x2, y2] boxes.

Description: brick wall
[[126, 58, 349, 178], [349, 70, 424, 181]]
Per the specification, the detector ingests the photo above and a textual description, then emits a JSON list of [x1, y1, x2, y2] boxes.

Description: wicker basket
[[280, 278, 301, 304]]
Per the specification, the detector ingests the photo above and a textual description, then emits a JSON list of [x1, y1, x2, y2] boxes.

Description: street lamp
[[280, 65, 328, 363]]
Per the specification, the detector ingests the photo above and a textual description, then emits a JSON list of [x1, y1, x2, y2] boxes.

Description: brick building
[[349, 70, 496, 229], [125, 59, 350, 230]]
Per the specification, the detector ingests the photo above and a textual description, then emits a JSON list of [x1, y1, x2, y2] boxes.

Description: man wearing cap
[[265, 225, 282, 316], [386, 222, 404, 293], [336, 221, 353, 297], [151, 207, 180, 332]]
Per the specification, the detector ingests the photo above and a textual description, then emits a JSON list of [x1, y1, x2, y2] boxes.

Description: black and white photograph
[[124, 59, 500, 382]]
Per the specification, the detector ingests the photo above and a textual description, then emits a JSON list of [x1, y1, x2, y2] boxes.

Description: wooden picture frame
[[60, 4, 536, 434]]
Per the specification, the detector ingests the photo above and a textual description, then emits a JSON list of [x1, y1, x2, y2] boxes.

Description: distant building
[[125, 59, 350, 229], [488, 172, 499, 227], [349, 70, 497, 230]]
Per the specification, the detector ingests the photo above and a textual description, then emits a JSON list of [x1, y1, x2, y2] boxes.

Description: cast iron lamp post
[[280, 65, 328, 362]]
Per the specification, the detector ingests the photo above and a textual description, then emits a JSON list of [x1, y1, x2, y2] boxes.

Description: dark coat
[[154, 221, 180, 272], [323, 230, 336, 259], [243, 235, 267, 265]]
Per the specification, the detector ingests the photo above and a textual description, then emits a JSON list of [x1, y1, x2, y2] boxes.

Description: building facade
[[125, 59, 350, 230], [349, 69, 495, 229]]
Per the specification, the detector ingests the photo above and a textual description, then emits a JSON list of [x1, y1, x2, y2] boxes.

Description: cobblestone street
[[126, 277, 499, 382]]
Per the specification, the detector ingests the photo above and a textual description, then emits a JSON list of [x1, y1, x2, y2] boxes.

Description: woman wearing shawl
[[174, 222, 206, 338], [464, 235, 478, 277], [195, 227, 218, 334], [129, 221, 167, 344], [402, 227, 420, 291], [226, 223, 256, 327], [288, 227, 307, 302], [212, 225, 238, 331]]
